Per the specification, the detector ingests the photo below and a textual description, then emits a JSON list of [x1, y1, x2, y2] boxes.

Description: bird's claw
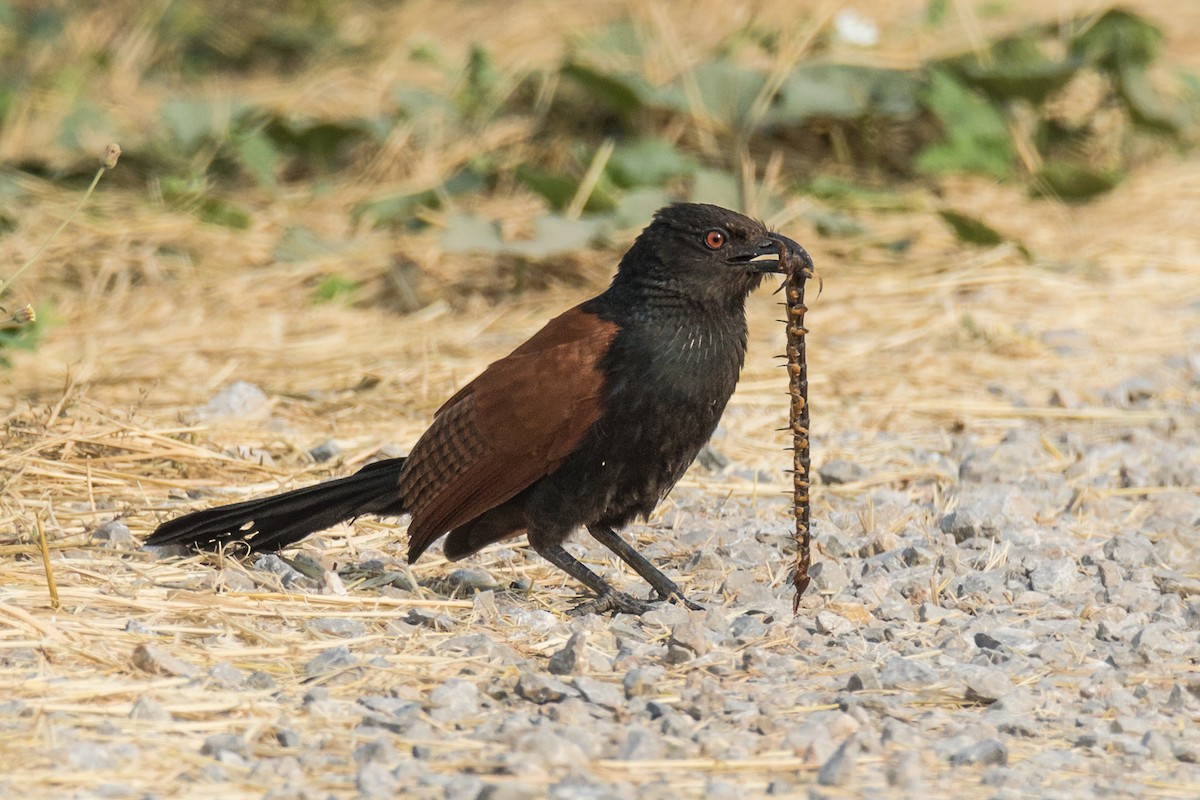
[[569, 589, 654, 617]]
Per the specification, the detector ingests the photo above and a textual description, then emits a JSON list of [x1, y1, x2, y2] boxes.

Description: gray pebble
[[191, 381, 269, 421], [668, 620, 710, 657], [807, 560, 850, 595], [817, 737, 858, 786], [548, 631, 587, 675], [307, 617, 366, 638], [129, 696, 172, 722], [886, 750, 924, 789], [879, 657, 939, 690], [516, 672, 572, 704], [573, 676, 624, 710], [201, 733, 247, 759], [428, 678, 479, 723], [355, 762, 397, 798], [208, 661, 245, 689], [818, 459, 867, 485], [131, 643, 197, 678], [950, 738, 1007, 766], [91, 520, 135, 548], [1029, 558, 1080, 595], [477, 783, 544, 800], [303, 646, 357, 678], [254, 554, 309, 588]]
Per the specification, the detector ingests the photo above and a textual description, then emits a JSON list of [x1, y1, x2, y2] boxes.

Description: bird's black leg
[[586, 524, 702, 610], [531, 540, 654, 616]]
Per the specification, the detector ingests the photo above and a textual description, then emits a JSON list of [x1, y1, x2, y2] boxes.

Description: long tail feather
[[146, 458, 406, 552]]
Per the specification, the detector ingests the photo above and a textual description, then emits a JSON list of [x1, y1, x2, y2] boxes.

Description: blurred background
[[1, 0, 1198, 503]]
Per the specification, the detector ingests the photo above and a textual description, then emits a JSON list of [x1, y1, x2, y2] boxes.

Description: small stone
[[817, 737, 858, 786], [512, 729, 587, 770], [477, 782, 543, 800], [807, 560, 850, 595], [91, 520, 135, 548], [949, 739, 1007, 767], [846, 670, 881, 692], [815, 610, 854, 636], [129, 696, 171, 722], [356, 762, 397, 798], [353, 739, 396, 765], [516, 671, 571, 704], [405, 608, 456, 631], [818, 459, 867, 485], [246, 670, 278, 690], [548, 631, 588, 675], [303, 646, 357, 678], [428, 678, 479, 723], [191, 381, 269, 422], [573, 677, 624, 711], [940, 487, 1035, 542], [886, 750, 923, 789], [446, 568, 500, 594], [1172, 739, 1200, 763], [1029, 558, 1080, 595], [254, 554, 310, 588], [308, 439, 340, 462], [208, 661, 245, 689], [1142, 730, 1173, 760], [307, 617, 366, 638], [668, 620, 710, 657], [132, 643, 197, 678], [201, 733, 247, 759], [962, 666, 1011, 704], [879, 657, 939, 690], [276, 729, 302, 748]]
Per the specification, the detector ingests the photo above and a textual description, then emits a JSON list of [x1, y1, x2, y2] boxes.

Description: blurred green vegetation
[[1, 2, 1198, 363]]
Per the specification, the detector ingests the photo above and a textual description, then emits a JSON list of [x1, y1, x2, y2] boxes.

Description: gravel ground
[[3, 358, 1198, 800]]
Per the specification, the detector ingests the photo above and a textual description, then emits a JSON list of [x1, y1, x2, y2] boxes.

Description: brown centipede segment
[[779, 239, 816, 614]]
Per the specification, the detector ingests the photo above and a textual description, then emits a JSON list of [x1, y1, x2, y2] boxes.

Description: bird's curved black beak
[[732, 232, 814, 275]]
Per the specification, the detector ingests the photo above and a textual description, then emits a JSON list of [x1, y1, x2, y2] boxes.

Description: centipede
[[778, 240, 817, 614]]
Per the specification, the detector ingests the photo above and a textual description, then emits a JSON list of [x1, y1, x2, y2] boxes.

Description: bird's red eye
[[704, 229, 726, 249]]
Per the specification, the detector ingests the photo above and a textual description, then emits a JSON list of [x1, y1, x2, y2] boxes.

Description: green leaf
[[314, 275, 359, 304], [1033, 162, 1123, 200], [516, 165, 579, 211], [916, 70, 1014, 179], [686, 60, 766, 127], [55, 102, 115, 153], [162, 98, 220, 153], [1117, 64, 1188, 133], [606, 138, 697, 189], [560, 63, 647, 116], [353, 169, 485, 229], [1070, 9, 1162, 70], [947, 35, 1079, 103], [198, 197, 251, 229], [233, 129, 280, 188], [805, 175, 913, 211], [937, 210, 1004, 246], [805, 208, 867, 238], [767, 64, 919, 125], [440, 213, 606, 258]]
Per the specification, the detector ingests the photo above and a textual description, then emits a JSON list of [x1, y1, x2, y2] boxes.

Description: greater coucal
[[147, 203, 812, 614]]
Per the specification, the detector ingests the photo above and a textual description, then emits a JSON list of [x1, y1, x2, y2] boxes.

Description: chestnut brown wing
[[401, 305, 617, 562]]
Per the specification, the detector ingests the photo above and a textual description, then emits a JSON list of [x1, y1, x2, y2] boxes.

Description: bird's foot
[[569, 589, 654, 617]]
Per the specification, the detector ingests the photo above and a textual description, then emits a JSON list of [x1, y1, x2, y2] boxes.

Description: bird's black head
[[616, 203, 810, 306]]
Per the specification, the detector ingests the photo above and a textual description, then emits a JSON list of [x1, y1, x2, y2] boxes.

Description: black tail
[[145, 458, 407, 553]]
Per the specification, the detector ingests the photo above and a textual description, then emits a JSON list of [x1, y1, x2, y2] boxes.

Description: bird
[[146, 203, 812, 615]]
